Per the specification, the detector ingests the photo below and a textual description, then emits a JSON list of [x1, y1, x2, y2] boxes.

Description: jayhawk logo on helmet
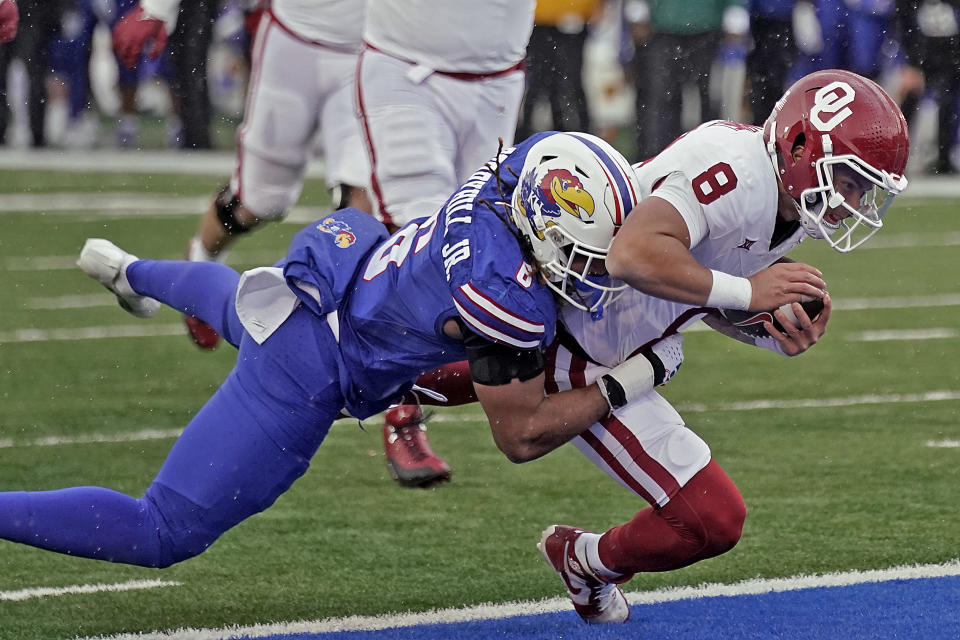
[[517, 167, 597, 240], [539, 169, 595, 221], [317, 216, 356, 248]]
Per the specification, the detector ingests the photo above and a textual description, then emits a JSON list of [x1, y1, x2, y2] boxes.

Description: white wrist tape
[[707, 270, 752, 310], [597, 355, 655, 412]]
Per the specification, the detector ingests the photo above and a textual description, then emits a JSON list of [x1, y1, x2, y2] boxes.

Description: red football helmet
[[763, 69, 909, 252]]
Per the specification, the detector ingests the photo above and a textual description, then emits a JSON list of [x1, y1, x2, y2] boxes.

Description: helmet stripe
[[567, 133, 637, 221]]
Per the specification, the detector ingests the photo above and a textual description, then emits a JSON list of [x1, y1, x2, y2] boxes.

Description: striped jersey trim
[[453, 283, 545, 349]]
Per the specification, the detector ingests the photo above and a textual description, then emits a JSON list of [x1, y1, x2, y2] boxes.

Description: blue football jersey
[[337, 132, 560, 418]]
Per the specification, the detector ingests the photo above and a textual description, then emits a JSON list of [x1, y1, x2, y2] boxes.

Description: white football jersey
[[272, 0, 366, 49], [142, 0, 365, 49], [364, 0, 535, 73], [563, 121, 806, 367]]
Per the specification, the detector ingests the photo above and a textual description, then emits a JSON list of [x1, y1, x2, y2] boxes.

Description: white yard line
[[4, 249, 287, 272], [925, 439, 960, 448], [75, 560, 960, 639], [0, 428, 184, 450], [0, 192, 327, 223], [861, 230, 960, 249], [0, 324, 186, 343], [847, 328, 958, 341], [676, 389, 960, 413], [832, 293, 960, 311], [4, 391, 957, 449], [23, 293, 116, 309], [0, 149, 324, 177], [0, 579, 180, 602]]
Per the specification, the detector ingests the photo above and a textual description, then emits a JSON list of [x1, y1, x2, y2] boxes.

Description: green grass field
[[0, 166, 958, 640]]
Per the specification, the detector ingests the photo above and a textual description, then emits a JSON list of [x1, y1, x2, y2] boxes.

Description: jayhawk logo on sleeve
[[317, 216, 357, 248]]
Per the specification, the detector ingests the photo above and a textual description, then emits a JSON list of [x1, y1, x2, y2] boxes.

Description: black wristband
[[641, 348, 666, 387], [599, 374, 627, 410]]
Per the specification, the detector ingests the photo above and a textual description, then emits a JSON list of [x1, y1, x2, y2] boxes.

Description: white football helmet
[[510, 132, 641, 312]]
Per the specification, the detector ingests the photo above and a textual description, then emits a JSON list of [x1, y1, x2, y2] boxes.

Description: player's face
[[568, 254, 608, 277], [825, 164, 872, 226]]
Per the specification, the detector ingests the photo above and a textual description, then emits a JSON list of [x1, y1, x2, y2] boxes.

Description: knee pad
[[665, 459, 746, 560], [215, 184, 252, 236]]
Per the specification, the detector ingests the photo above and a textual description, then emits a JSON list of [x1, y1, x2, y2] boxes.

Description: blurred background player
[[0, 0, 18, 44], [745, 0, 813, 125], [0, 0, 61, 147], [798, 0, 894, 81], [112, 0, 371, 348], [896, 0, 960, 174], [356, 0, 535, 489], [0, 0, 17, 142], [625, 0, 750, 155], [515, 0, 599, 140], [112, 0, 216, 148]]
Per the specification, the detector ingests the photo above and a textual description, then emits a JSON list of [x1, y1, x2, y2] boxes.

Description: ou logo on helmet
[[810, 81, 856, 132]]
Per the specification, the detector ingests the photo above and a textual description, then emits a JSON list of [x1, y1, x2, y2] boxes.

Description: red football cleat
[[538, 525, 630, 624], [183, 238, 222, 350], [184, 315, 221, 350], [383, 405, 451, 488]]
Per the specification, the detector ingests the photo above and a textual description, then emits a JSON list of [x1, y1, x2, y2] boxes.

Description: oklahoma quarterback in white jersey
[[533, 69, 911, 623]]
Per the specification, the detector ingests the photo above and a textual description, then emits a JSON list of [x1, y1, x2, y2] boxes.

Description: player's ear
[[791, 135, 805, 163]]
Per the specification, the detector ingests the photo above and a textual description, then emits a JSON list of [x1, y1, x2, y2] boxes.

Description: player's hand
[[0, 0, 19, 44], [763, 292, 832, 356], [747, 261, 826, 312], [112, 5, 168, 69]]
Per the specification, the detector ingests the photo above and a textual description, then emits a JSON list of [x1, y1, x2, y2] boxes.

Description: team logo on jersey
[[737, 238, 756, 250], [317, 216, 356, 248]]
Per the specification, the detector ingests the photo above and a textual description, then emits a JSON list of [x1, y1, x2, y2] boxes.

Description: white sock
[[187, 235, 224, 263], [577, 531, 623, 581]]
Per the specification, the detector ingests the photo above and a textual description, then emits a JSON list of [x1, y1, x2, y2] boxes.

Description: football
[[717, 297, 825, 338]]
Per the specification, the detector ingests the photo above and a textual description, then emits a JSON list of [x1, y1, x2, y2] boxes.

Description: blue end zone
[[233, 575, 960, 640]]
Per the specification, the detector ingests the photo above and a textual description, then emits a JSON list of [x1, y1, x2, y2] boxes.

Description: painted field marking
[[0, 579, 181, 602], [847, 328, 957, 341], [0, 324, 186, 343], [4, 249, 286, 272], [0, 428, 184, 450], [676, 389, 960, 413], [0, 192, 324, 221], [0, 149, 325, 177], [832, 293, 960, 311], [4, 390, 959, 450], [862, 230, 960, 249], [75, 560, 960, 640], [23, 293, 116, 309], [925, 439, 960, 448]]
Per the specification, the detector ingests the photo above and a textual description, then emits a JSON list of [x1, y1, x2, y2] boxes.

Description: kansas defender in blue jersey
[[0, 131, 663, 573]]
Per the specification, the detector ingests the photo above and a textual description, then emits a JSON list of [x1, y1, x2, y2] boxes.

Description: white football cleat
[[538, 524, 630, 624], [77, 239, 160, 318]]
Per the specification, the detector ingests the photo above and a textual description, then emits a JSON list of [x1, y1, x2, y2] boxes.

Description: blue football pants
[[0, 260, 342, 567]]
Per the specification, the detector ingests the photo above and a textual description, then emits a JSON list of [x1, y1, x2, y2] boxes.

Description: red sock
[[410, 361, 477, 406], [598, 459, 746, 575]]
